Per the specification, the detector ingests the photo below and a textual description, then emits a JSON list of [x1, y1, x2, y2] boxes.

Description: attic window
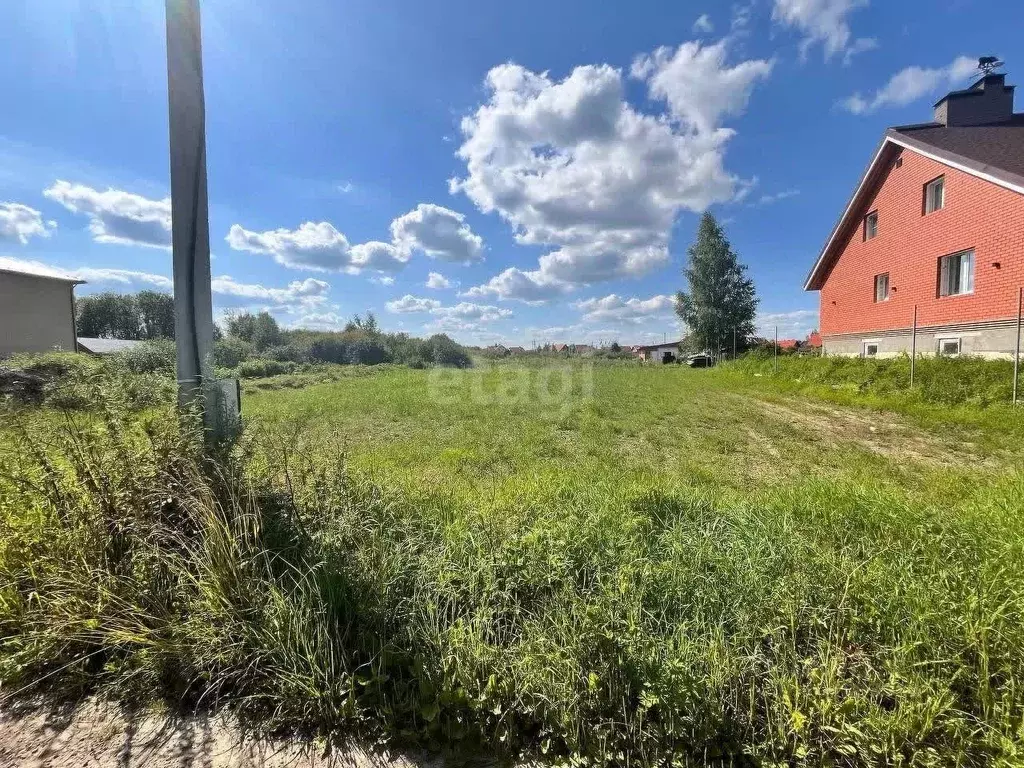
[[924, 176, 945, 214], [894, 157, 903, 169], [864, 211, 878, 241]]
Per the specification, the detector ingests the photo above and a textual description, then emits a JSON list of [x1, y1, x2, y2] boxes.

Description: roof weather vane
[[977, 56, 1004, 76]]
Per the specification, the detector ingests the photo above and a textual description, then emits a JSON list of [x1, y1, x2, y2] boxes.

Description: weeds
[[1, 364, 1023, 765]]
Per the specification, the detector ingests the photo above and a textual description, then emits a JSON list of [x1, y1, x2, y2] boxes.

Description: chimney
[[934, 63, 1015, 126]]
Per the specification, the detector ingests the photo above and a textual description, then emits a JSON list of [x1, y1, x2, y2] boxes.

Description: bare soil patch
[[0, 701, 439, 768]]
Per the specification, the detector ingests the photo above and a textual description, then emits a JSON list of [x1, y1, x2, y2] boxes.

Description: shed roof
[[77, 337, 147, 355], [0, 266, 84, 285]]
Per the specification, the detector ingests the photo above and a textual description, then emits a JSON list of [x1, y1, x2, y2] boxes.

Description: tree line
[[76, 291, 178, 340]]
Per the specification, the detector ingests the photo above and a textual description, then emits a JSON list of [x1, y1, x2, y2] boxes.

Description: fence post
[[774, 325, 778, 374], [733, 327, 737, 360], [910, 305, 917, 389], [1014, 287, 1022, 406]]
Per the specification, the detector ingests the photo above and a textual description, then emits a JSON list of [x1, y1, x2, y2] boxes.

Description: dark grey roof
[[889, 114, 1024, 192], [77, 337, 147, 355]]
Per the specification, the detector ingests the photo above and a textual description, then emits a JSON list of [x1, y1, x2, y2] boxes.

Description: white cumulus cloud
[[573, 294, 675, 324], [228, 203, 482, 275], [386, 295, 512, 329], [426, 271, 451, 289], [44, 181, 172, 248], [386, 294, 443, 314], [390, 204, 484, 264], [840, 56, 978, 114], [0, 202, 54, 245], [462, 267, 570, 304], [453, 41, 772, 296], [772, 0, 876, 61]]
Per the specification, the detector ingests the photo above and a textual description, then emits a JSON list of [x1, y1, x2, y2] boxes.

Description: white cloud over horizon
[[44, 181, 172, 249], [390, 204, 484, 264], [756, 308, 819, 338], [840, 55, 978, 114], [573, 293, 675, 324]]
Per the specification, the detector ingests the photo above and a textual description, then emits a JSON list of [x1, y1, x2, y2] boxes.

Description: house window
[[863, 342, 879, 358], [864, 211, 878, 241], [938, 249, 974, 296], [874, 272, 890, 302], [894, 157, 903, 169], [924, 176, 945, 214], [938, 338, 961, 357]]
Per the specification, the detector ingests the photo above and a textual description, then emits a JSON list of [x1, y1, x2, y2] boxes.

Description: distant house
[[77, 338, 147, 356], [776, 339, 800, 351], [805, 65, 1024, 359], [507, 346, 527, 355], [573, 344, 595, 355], [0, 267, 83, 357], [551, 343, 569, 353], [636, 341, 681, 363], [806, 331, 823, 349]]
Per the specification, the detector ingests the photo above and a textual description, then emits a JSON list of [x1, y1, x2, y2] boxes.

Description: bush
[[345, 337, 392, 365], [236, 358, 296, 379], [214, 337, 254, 368], [110, 339, 177, 375], [264, 342, 311, 364], [427, 334, 472, 368]]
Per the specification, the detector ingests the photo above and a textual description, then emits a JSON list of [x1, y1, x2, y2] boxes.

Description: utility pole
[[166, 0, 226, 436], [910, 305, 918, 388], [1014, 287, 1022, 405]]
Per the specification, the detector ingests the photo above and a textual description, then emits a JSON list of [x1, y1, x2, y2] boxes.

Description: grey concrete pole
[[166, 0, 218, 432], [1014, 287, 1022, 406], [774, 325, 778, 373], [910, 305, 917, 388]]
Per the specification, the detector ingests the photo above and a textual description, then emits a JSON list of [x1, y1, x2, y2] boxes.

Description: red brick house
[[804, 68, 1024, 358]]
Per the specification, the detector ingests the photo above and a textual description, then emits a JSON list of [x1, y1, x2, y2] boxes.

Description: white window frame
[[874, 272, 890, 302], [937, 337, 961, 357], [863, 341, 879, 358], [864, 211, 878, 241], [924, 176, 945, 214], [938, 249, 975, 297]]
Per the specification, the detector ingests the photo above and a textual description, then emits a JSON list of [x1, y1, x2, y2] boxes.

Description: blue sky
[[1, 0, 1021, 346]]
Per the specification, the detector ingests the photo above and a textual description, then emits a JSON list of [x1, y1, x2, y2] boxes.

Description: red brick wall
[[819, 146, 1024, 335]]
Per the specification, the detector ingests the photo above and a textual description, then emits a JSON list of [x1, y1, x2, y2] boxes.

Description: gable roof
[[804, 115, 1024, 292]]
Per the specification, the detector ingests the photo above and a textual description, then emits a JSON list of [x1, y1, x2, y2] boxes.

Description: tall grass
[[727, 353, 1017, 407], [2, 373, 1023, 765]]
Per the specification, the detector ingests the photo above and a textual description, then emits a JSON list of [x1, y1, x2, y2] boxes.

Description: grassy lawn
[[2, 360, 1023, 766], [244, 361, 1020, 500]]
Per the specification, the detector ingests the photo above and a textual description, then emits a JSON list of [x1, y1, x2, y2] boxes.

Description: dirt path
[[735, 392, 987, 467], [0, 701, 440, 768]]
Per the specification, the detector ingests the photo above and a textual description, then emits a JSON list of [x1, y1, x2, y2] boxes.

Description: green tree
[[226, 311, 280, 351], [76, 293, 141, 339], [136, 291, 175, 340], [675, 212, 758, 354]]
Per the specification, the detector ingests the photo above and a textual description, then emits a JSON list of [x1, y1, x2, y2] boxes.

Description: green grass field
[[2, 360, 1024, 766]]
